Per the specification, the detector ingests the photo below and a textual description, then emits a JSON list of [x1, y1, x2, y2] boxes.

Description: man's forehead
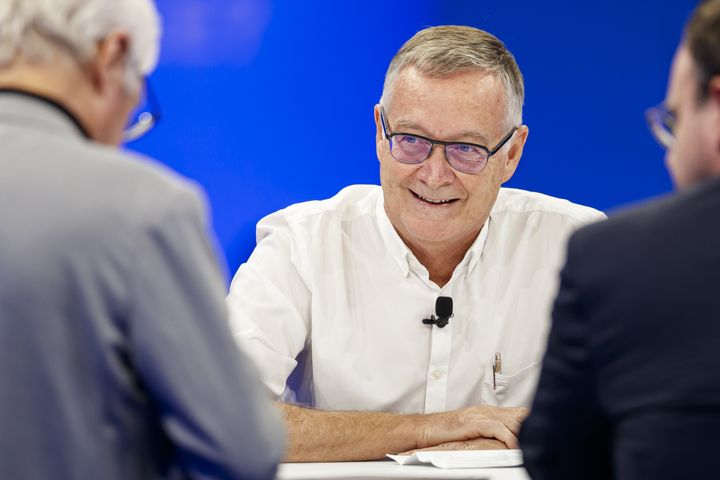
[[386, 66, 504, 105], [384, 67, 507, 137]]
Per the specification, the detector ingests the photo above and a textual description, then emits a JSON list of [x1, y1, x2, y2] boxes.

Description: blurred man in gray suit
[[0, 1, 283, 478]]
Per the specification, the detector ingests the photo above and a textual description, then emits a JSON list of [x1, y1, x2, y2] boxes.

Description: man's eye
[[452, 144, 480, 154], [397, 135, 419, 144]]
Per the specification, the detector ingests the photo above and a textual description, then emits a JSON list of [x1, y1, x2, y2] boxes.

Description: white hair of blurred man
[[0, 0, 161, 91]]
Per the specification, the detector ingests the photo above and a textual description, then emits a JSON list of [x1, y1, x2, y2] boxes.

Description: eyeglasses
[[124, 80, 162, 142], [379, 106, 517, 175], [645, 103, 675, 150]]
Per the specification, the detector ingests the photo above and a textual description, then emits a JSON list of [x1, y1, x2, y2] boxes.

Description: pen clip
[[492, 361, 496, 391], [492, 353, 502, 391]]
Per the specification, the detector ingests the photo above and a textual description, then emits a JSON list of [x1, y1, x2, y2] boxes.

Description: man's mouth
[[410, 190, 458, 205]]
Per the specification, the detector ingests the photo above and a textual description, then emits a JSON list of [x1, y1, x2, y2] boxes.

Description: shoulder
[[257, 184, 380, 232], [42, 140, 210, 252], [86, 143, 207, 224], [492, 188, 605, 229], [561, 183, 720, 284], [569, 181, 714, 253], [96, 143, 201, 198]]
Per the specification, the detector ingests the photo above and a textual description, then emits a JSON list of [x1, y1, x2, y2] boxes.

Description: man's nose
[[417, 145, 455, 186]]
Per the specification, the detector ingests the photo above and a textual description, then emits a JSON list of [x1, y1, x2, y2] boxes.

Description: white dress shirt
[[228, 185, 604, 414]]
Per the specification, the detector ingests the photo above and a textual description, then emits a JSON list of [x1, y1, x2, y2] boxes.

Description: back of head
[[0, 0, 161, 81], [381, 25, 525, 128], [685, 0, 720, 101]]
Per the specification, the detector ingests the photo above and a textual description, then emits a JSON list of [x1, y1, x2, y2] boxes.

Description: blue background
[[134, 0, 696, 275]]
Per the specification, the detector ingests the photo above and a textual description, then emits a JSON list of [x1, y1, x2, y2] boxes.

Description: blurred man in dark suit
[[520, 1, 720, 479], [0, 1, 283, 478]]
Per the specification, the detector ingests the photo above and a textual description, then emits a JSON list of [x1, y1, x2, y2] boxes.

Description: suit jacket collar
[[0, 88, 91, 140]]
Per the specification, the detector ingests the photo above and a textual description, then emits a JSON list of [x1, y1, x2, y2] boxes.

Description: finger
[[484, 422, 519, 449], [401, 441, 461, 455], [446, 442, 462, 451], [489, 407, 525, 436], [511, 407, 530, 422], [466, 438, 508, 450], [435, 441, 464, 451], [505, 416, 522, 436], [503, 433, 519, 449]]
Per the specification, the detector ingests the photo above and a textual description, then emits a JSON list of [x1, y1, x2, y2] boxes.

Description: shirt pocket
[[480, 360, 541, 407]]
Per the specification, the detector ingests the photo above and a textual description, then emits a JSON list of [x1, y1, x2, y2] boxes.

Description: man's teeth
[[417, 194, 452, 204]]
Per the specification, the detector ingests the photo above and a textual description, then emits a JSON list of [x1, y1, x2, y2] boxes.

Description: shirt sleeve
[[128, 185, 285, 480], [226, 211, 312, 399], [519, 231, 611, 480]]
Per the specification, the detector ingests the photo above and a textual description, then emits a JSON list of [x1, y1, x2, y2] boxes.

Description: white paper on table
[[387, 449, 523, 469]]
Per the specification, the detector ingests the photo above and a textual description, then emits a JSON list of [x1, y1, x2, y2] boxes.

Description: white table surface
[[277, 460, 531, 480]]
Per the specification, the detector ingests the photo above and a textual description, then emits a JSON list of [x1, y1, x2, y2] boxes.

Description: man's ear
[[501, 125, 529, 183], [709, 76, 720, 155], [90, 31, 130, 93], [709, 75, 720, 103], [709, 75, 720, 117], [374, 104, 385, 161]]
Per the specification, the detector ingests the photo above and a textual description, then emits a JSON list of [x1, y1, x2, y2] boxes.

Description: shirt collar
[[374, 191, 491, 280], [375, 192, 414, 278], [462, 217, 490, 277]]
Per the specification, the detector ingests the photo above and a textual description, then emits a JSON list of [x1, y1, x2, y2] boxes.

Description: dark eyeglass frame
[[645, 102, 675, 150], [379, 106, 517, 175], [124, 79, 162, 143]]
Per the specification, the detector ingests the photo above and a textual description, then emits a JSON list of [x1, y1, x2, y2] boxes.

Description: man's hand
[[418, 405, 528, 451], [401, 437, 508, 455]]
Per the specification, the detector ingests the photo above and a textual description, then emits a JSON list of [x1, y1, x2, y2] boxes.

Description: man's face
[[375, 66, 528, 252], [665, 44, 719, 188]]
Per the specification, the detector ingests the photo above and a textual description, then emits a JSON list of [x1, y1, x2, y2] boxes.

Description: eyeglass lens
[[646, 106, 675, 150], [390, 134, 488, 174]]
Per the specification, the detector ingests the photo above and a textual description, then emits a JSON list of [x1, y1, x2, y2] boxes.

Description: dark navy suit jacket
[[520, 177, 720, 479]]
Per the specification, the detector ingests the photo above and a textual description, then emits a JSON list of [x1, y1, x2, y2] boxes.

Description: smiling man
[[227, 25, 604, 461]]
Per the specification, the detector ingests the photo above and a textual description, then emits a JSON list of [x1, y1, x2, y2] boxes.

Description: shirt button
[[431, 369, 444, 380]]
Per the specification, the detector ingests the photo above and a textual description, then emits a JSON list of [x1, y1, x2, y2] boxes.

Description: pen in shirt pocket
[[492, 352, 502, 391]]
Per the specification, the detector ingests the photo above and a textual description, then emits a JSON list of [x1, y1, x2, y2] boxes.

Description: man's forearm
[[276, 401, 526, 462], [277, 402, 426, 462]]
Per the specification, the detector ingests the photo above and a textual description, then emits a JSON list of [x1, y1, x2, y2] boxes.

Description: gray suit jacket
[[0, 91, 284, 479]]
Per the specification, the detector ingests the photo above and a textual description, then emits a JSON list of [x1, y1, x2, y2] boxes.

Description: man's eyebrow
[[456, 130, 490, 145], [394, 119, 490, 145], [394, 119, 426, 133]]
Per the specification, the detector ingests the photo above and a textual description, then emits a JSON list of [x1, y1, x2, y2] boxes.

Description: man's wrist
[[409, 411, 446, 450]]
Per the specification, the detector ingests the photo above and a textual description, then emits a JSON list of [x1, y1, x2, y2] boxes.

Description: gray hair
[[380, 25, 524, 128], [0, 0, 161, 88], [686, 0, 720, 101]]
